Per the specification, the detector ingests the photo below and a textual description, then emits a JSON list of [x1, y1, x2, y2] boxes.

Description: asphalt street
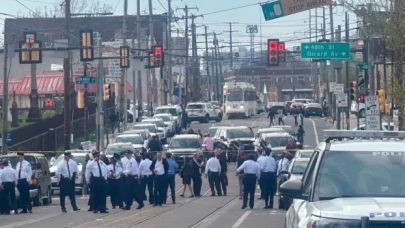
[[0, 113, 330, 228]]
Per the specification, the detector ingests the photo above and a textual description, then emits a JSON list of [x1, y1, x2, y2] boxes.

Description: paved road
[[0, 113, 330, 228]]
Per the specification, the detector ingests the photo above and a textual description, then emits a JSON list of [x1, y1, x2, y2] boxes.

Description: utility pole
[[149, 0, 158, 108], [336, 25, 342, 130], [176, 5, 198, 105], [203, 26, 212, 101], [190, 14, 202, 101], [213, 32, 220, 102], [83, 62, 88, 141], [211, 49, 215, 101], [224, 23, 238, 69], [167, 0, 173, 104], [345, 12, 350, 130], [136, 0, 143, 120], [98, 38, 105, 152], [119, 0, 128, 132], [292, 62, 296, 98], [2, 29, 8, 155], [63, 0, 71, 150], [131, 37, 136, 124]]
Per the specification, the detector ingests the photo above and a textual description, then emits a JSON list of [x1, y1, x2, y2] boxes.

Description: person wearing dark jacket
[[181, 109, 189, 130], [148, 136, 162, 153], [180, 157, 194, 197], [215, 149, 228, 196], [191, 154, 204, 197], [150, 152, 169, 206], [267, 109, 275, 126]]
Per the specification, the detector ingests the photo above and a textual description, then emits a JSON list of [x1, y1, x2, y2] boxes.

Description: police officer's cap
[[125, 150, 133, 155], [17, 152, 24, 156], [64, 152, 72, 156], [113, 153, 121, 160], [1, 159, 9, 166], [92, 151, 100, 156], [110, 156, 117, 161]]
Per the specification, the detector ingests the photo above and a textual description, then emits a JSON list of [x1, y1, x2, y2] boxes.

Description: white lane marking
[[231, 211, 251, 228], [0, 214, 59, 228], [310, 119, 319, 145]]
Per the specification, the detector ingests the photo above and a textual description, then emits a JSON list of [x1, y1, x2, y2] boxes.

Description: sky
[[0, 0, 358, 53]]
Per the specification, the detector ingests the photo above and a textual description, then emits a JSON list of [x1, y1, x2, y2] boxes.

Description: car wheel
[[33, 188, 43, 207], [216, 114, 222, 122], [359, 109, 366, 118], [42, 187, 51, 205], [204, 115, 210, 123]]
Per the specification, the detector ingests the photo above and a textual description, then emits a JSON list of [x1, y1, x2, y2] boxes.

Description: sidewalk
[[325, 113, 399, 131]]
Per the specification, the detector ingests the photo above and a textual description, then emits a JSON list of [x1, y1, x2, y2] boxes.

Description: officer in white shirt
[[256, 148, 265, 200], [107, 155, 123, 209], [122, 150, 143, 210], [85, 151, 108, 213], [0, 159, 18, 214], [236, 154, 261, 209], [15, 152, 32, 213], [205, 152, 222, 196], [150, 151, 168, 207], [139, 153, 154, 205], [56, 152, 80, 212], [277, 153, 290, 193], [259, 150, 277, 209]]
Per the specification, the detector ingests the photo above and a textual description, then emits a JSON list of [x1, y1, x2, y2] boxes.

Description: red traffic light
[[154, 47, 162, 55], [278, 43, 284, 51], [45, 98, 53, 107], [270, 42, 277, 49]]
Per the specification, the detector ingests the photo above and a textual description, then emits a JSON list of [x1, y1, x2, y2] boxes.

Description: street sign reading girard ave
[[301, 42, 351, 60]]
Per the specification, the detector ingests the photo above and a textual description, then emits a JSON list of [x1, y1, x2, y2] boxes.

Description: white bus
[[223, 82, 257, 119]]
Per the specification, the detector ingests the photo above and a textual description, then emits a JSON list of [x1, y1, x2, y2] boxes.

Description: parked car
[[351, 101, 366, 118], [141, 118, 167, 143], [123, 129, 151, 142], [304, 103, 323, 117], [186, 102, 222, 123], [214, 126, 255, 162], [114, 134, 146, 154], [0, 153, 52, 206], [294, 150, 314, 159], [105, 142, 134, 158], [155, 105, 182, 133], [153, 113, 176, 137], [166, 134, 203, 170]]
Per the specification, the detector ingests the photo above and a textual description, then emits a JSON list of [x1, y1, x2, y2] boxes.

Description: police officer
[[56, 152, 80, 212], [122, 150, 143, 210], [0, 159, 18, 215], [236, 154, 260, 209], [150, 151, 168, 207], [85, 151, 108, 213], [216, 149, 227, 196], [256, 148, 265, 200], [15, 152, 32, 213], [107, 156, 123, 209], [139, 153, 153, 204], [205, 152, 222, 196], [259, 149, 277, 209]]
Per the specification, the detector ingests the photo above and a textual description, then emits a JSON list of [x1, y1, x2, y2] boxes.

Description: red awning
[[0, 79, 23, 95]]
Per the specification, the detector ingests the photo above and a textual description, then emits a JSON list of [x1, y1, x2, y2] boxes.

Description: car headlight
[[240, 105, 244, 109], [227, 105, 230, 109], [307, 215, 360, 228]]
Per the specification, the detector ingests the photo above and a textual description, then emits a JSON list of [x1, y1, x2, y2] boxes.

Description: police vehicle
[[281, 130, 405, 227]]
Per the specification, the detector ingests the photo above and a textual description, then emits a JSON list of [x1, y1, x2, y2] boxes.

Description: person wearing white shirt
[[85, 151, 109, 213], [122, 150, 144, 210], [256, 149, 265, 200], [0, 159, 17, 214], [277, 153, 290, 194], [236, 154, 261, 209], [107, 156, 124, 209], [50, 156, 56, 166], [56, 152, 80, 212], [15, 152, 33, 213], [254, 133, 261, 151], [259, 150, 277, 209], [139, 153, 154, 205], [205, 153, 222, 196], [150, 152, 168, 207]]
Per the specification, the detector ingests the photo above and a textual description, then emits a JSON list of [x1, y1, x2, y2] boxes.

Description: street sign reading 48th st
[[301, 42, 351, 60]]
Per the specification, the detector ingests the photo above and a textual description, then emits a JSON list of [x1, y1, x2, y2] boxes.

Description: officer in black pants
[[107, 156, 124, 209], [259, 150, 277, 209], [85, 151, 109, 213], [237, 154, 261, 209], [0, 159, 18, 215], [56, 152, 80, 212], [216, 149, 228, 196], [15, 152, 33, 213], [139, 153, 154, 204], [150, 152, 168, 207]]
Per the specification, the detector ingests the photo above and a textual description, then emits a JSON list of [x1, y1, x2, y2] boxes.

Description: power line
[[199, 3, 259, 16]]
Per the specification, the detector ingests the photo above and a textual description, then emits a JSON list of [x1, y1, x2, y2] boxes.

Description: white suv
[[281, 130, 405, 227], [186, 102, 222, 123]]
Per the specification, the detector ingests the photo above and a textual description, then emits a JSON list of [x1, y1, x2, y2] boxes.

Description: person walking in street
[[216, 149, 228, 196], [259, 149, 277, 209], [277, 108, 285, 125], [291, 105, 298, 125], [165, 153, 178, 204], [122, 150, 143, 210], [181, 108, 189, 131], [180, 157, 194, 197], [107, 156, 123, 209], [0, 159, 18, 215], [56, 152, 80, 213], [236, 152, 247, 200], [150, 152, 169, 207], [139, 153, 154, 205], [267, 109, 275, 126], [191, 153, 204, 197], [322, 98, 328, 117], [110, 112, 117, 136], [237, 154, 261, 210], [85, 151, 108, 213], [15, 152, 32, 214], [256, 148, 265, 200], [298, 106, 304, 125], [205, 152, 222, 196]]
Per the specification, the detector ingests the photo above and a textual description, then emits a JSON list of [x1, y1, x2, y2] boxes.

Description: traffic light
[[350, 81, 357, 101], [376, 89, 386, 112], [120, 46, 130, 68], [79, 29, 94, 62], [278, 42, 285, 62], [267, 39, 279, 66], [359, 94, 365, 103], [77, 89, 85, 108], [152, 45, 164, 68], [19, 32, 42, 64], [103, 84, 111, 101]]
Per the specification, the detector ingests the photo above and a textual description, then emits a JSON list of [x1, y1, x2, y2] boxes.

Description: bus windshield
[[227, 90, 243, 102]]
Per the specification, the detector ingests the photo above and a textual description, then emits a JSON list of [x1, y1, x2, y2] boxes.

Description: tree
[[340, 0, 405, 130], [16, 0, 113, 18]]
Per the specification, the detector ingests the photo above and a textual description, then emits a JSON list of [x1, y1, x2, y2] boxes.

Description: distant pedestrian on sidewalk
[[277, 108, 285, 125], [110, 112, 117, 136], [267, 109, 275, 126]]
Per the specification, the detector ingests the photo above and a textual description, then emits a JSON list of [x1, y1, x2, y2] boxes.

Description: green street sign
[[357, 63, 369, 70], [261, 1, 285, 21], [75, 76, 95, 84], [301, 42, 351, 60]]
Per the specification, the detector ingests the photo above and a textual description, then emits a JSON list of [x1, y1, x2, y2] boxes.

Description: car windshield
[[105, 145, 133, 156], [291, 160, 309, 174], [115, 135, 144, 144], [134, 125, 157, 133], [314, 151, 405, 200], [170, 138, 201, 149], [156, 115, 171, 122], [260, 129, 284, 134], [143, 120, 163, 128], [227, 129, 254, 139], [187, 104, 203, 109], [125, 131, 147, 140], [280, 127, 295, 136], [265, 137, 290, 147], [209, 128, 218, 137], [299, 151, 314, 158], [227, 90, 243, 102], [156, 108, 177, 116], [2, 156, 36, 169]]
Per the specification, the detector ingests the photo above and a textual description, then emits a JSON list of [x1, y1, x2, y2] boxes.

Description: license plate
[[233, 105, 238, 108]]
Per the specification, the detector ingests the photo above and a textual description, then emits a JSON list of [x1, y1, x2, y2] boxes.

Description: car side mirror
[[280, 178, 308, 200]]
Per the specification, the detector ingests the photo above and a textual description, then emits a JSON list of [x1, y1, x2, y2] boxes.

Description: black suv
[[213, 126, 255, 162], [0, 153, 52, 207]]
